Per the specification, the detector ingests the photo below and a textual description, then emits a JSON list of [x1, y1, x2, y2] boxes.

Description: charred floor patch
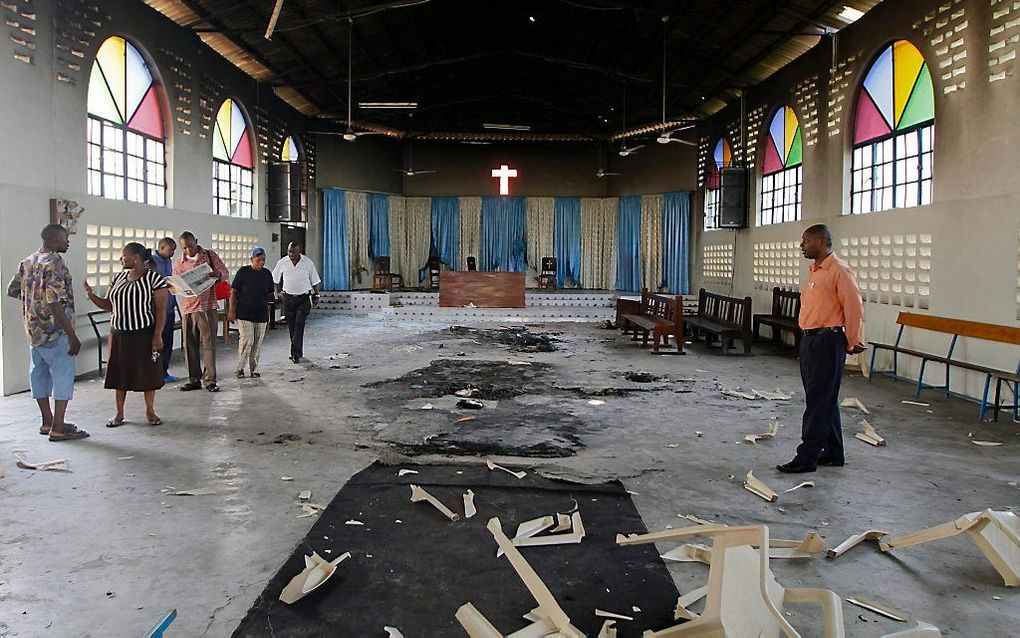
[[447, 325, 561, 352]]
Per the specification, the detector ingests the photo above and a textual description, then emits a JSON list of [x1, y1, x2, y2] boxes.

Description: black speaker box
[[719, 166, 748, 229], [268, 162, 306, 222]]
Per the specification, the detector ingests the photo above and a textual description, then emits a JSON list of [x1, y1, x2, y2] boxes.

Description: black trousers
[[283, 293, 311, 359], [160, 310, 175, 375], [795, 331, 847, 466]]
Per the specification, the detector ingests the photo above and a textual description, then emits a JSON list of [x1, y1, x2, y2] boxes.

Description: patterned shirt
[[172, 247, 228, 315], [6, 249, 75, 347]]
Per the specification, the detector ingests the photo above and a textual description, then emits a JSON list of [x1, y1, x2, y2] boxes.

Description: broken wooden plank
[[486, 459, 526, 479], [841, 396, 870, 414], [279, 551, 351, 604], [463, 489, 477, 519], [14, 452, 69, 471], [855, 419, 886, 446], [660, 543, 712, 565], [743, 470, 779, 502], [827, 530, 889, 559], [847, 596, 908, 622], [409, 484, 460, 521], [784, 480, 815, 493]]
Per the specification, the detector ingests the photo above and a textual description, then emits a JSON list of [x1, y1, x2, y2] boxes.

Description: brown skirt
[[104, 327, 165, 392]]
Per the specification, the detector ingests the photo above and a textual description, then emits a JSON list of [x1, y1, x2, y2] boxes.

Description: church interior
[[0, 0, 1018, 636]]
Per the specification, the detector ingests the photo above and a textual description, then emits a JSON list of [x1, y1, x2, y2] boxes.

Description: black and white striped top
[[107, 270, 169, 331]]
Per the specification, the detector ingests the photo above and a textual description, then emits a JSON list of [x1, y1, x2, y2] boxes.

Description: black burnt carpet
[[233, 461, 680, 637]]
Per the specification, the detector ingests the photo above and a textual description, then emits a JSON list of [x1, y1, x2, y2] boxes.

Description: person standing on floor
[[5, 223, 89, 442], [173, 231, 229, 392], [777, 224, 865, 474], [150, 237, 179, 382], [228, 247, 275, 378], [271, 242, 321, 363], [84, 243, 170, 427]]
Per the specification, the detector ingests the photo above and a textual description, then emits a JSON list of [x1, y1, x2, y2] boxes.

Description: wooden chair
[[466, 256, 477, 271], [538, 256, 557, 290], [617, 524, 845, 637], [426, 257, 442, 290], [372, 256, 403, 291], [881, 509, 1020, 587]]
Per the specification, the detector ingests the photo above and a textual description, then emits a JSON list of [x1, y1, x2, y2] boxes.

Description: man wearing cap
[[228, 247, 276, 378]]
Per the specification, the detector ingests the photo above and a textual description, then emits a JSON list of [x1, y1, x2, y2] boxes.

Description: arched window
[[759, 105, 802, 225], [704, 137, 732, 231], [281, 135, 300, 162], [86, 36, 166, 206], [212, 99, 255, 218], [851, 40, 935, 214]]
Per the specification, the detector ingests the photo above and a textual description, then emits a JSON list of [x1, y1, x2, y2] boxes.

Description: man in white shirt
[[272, 242, 322, 363]]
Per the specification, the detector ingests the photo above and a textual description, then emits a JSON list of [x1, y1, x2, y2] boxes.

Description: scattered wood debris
[[595, 609, 634, 621], [397, 469, 419, 477], [721, 388, 758, 400], [463, 490, 477, 519], [410, 484, 460, 521], [971, 440, 1004, 447], [678, 513, 717, 526], [745, 419, 780, 444], [841, 397, 870, 414], [882, 620, 942, 637], [384, 627, 404, 638], [587, 399, 606, 406], [279, 551, 351, 604], [345, 520, 364, 526], [847, 596, 908, 622], [298, 490, 312, 501], [456, 415, 477, 423], [767, 532, 825, 559], [486, 459, 526, 479], [297, 503, 326, 518], [784, 480, 815, 493], [743, 470, 779, 502], [597, 619, 617, 638], [901, 400, 930, 407], [827, 530, 889, 559], [661, 543, 712, 565], [173, 488, 215, 496], [14, 452, 69, 471], [753, 388, 793, 400], [855, 419, 886, 446]]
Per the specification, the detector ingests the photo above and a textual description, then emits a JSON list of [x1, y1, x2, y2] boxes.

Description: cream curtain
[[459, 196, 481, 271], [525, 196, 555, 273], [580, 197, 617, 290], [399, 197, 432, 286], [346, 191, 369, 286], [387, 195, 405, 277], [641, 194, 664, 291]]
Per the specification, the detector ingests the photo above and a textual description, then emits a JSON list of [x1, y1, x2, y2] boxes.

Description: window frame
[[212, 158, 254, 218], [850, 121, 934, 215], [87, 113, 167, 206]]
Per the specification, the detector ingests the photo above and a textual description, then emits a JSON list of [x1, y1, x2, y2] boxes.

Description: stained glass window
[[704, 137, 732, 231], [86, 36, 166, 206], [759, 105, 803, 226], [851, 40, 935, 214], [281, 135, 300, 162], [212, 99, 255, 218]]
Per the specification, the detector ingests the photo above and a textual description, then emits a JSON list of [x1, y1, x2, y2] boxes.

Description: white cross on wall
[[491, 164, 518, 195]]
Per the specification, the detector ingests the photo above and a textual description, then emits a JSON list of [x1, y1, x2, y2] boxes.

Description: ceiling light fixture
[[838, 5, 865, 22], [483, 123, 531, 131], [358, 102, 418, 109], [528, 15, 536, 22]]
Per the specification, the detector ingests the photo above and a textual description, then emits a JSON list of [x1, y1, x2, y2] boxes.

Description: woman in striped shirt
[[84, 243, 170, 426]]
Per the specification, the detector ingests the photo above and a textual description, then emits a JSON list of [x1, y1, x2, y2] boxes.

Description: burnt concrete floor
[[0, 313, 1017, 637]]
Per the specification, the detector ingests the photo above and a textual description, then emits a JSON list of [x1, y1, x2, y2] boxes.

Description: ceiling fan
[[595, 147, 620, 178], [654, 16, 697, 147], [618, 143, 645, 157], [395, 142, 437, 176], [656, 125, 697, 145]]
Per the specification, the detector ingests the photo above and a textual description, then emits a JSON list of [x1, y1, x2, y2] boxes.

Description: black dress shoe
[[818, 457, 846, 467], [179, 380, 202, 391], [776, 461, 816, 473]]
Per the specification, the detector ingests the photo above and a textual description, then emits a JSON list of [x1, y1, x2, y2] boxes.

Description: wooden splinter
[[486, 459, 527, 479], [826, 530, 889, 560], [743, 470, 779, 502], [854, 419, 886, 446], [409, 484, 460, 521]]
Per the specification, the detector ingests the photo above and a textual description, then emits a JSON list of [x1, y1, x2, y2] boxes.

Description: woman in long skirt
[[84, 242, 170, 426]]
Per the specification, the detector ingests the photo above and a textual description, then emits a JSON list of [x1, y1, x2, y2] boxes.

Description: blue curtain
[[322, 188, 350, 290], [553, 197, 581, 287], [480, 197, 527, 272], [431, 196, 460, 270], [663, 191, 692, 294], [367, 193, 389, 259], [616, 195, 642, 291]]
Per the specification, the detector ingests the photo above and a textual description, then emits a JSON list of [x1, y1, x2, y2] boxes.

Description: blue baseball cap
[[251, 247, 266, 257]]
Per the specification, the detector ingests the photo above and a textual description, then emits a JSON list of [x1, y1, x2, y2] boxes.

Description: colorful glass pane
[[707, 137, 732, 190], [87, 36, 162, 137], [212, 99, 255, 170], [763, 106, 802, 175], [281, 135, 300, 162], [855, 40, 934, 145]]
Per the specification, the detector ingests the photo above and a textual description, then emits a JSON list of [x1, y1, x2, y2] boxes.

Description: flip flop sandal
[[49, 424, 90, 441], [147, 417, 163, 426], [39, 421, 75, 435], [106, 418, 126, 428]]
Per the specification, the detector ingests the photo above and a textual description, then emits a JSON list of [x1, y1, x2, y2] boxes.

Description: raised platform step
[[378, 306, 614, 322]]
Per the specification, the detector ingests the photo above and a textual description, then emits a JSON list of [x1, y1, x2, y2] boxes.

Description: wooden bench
[[753, 287, 802, 350], [617, 293, 696, 331], [618, 289, 684, 355], [868, 312, 1020, 421], [88, 307, 183, 373], [686, 288, 753, 355]]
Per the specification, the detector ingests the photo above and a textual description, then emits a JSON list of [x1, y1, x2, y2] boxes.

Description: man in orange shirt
[[778, 224, 865, 473]]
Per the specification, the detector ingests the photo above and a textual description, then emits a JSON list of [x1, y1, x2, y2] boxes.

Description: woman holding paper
[[83, 242, 170, 427]]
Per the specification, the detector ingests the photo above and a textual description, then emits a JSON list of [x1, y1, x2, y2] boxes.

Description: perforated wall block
[[156, 46, 194, 136], [914, 0, 969, 94], [697, 136, 711, 187], [725, 119, 744, 165], [841, 233, 932, 309], [745, 104, 768, 171], [211, 233, 259, 274], [826, 50, 862, 138], [702, 242, 735, 283], [988, 0, 1020, 83], [85, 224, 171, 287], [753, 241, 801, 290], [792, 75, 820, 147]]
